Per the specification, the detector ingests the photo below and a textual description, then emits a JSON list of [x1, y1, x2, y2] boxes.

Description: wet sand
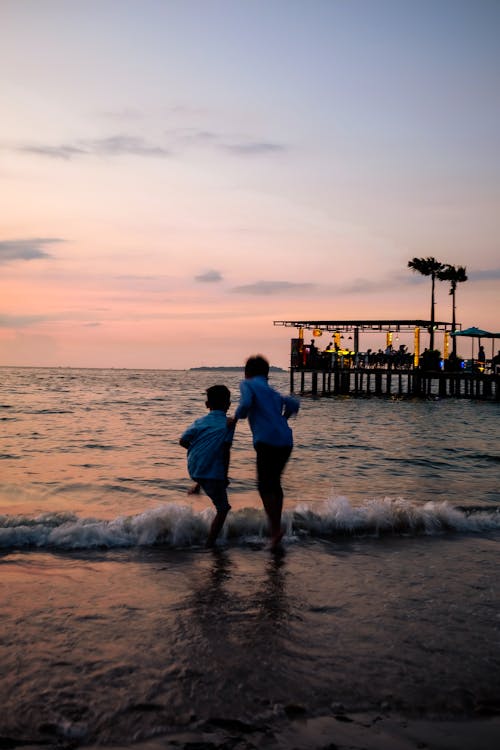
[[85, 712, 500, 750], [2, 536, 499, 750]]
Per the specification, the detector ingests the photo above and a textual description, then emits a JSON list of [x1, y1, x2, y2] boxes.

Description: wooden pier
[[273, 318, 500, 401], [290, 364, 500, 400]]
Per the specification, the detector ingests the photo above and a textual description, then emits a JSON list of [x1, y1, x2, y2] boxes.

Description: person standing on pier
[[492, 350, 500, 374], [478, 345, 486, 370], [308, 338, 318, 366], [231, 355, 299, 551]]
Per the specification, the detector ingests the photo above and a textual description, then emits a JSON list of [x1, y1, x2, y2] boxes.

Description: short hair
[[206, 384, 231, 410], [244, 355, 270, 379]]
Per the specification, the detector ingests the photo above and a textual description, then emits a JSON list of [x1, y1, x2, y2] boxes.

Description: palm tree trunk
[[452, 289, 457, 357], [430, 273, 435, 350]]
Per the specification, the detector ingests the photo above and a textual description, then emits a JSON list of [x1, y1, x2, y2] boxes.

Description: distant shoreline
[[190, 366, 285, 372]]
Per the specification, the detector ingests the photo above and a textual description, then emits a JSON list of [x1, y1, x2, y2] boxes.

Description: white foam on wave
[[0, 505, 208, 549], [0, 497, 498, 550], [289, 496, 500, 536]]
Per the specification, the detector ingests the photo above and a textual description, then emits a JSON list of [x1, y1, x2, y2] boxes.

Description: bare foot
[[270, 529, 284, 552]]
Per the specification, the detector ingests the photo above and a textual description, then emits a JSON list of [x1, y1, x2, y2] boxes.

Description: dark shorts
[[196, 478, 231, 514], [255, 443, 292, 494]]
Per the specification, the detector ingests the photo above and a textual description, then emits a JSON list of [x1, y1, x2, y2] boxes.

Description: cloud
[[231, 280, 316, 295], [18, 145, 87, 160], [165, 128, 287, 157], [221, 141, 286, 156], [167, 128, 219, 146], [195, 269, 223, 282], [1, 312, 107, 330], [83, 135, 170, 157], [17, 127, 285, 162], [335, 270, 441, 295], [393, 271, 426, 286], [0, 238, 63, 264], [397, 268, 500, 284], [0, 313, 49, 328], [467, 268, 500, 281], [334, 276, 405, 294], [319, 267, 500, 297], [17, 135, 170, 160]]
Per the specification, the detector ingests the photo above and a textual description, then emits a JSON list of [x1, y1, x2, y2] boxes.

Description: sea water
[[1, 367, 499, 747]]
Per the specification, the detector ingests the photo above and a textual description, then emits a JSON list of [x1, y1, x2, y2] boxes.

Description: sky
[[2, 0, 499, 369]]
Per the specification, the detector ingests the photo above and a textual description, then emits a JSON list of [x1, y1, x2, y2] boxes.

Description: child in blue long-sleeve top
[[232, 355, 299, 550], [180, 385, 234, 547]]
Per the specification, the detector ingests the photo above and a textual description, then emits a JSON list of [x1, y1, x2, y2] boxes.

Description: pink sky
[[2, 1, 499, 369]]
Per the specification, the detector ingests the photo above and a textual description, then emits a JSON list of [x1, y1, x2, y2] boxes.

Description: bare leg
[[255, 444, 291, 551], [206, 508, 229, 548], [259, 488, 284, 550]]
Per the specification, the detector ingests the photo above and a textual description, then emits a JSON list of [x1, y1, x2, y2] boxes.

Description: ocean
[[1, 366, 499, 750]]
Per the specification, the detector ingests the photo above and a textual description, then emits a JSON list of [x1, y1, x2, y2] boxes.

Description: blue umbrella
[[451, 326, 492, 337], [451, 327, 495, 361]]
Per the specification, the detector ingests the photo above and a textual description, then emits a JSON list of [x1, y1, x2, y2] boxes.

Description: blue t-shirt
[[180, 410, 234, 481], [234, 376, 299, 447]]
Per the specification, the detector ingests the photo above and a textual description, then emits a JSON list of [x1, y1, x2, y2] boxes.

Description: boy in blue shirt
[[233, 355, 299, 550], [180, 385, 234, 547]]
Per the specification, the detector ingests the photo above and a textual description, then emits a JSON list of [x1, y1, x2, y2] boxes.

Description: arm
[[180, 431, 198, 493], [234, 380, 253, 420], [180, 421, 197, 449], [282, 394, 300, 420], [222, 442, 231, 485]]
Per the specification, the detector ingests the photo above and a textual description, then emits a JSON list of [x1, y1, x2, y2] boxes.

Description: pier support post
[[288, 364, 496, 400], [484, 377, 492, 399], [412, 370, 422, 396], [439, 374, 447, 397], [312, 371, 318, 396], [334, 369, 340, 394]]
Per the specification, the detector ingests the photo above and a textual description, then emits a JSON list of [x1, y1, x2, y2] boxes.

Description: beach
[[85, 714, 500, 750], [1, 367, 499, 749]]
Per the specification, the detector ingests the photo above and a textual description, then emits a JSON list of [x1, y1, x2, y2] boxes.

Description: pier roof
[[273, 319, 456, 333]]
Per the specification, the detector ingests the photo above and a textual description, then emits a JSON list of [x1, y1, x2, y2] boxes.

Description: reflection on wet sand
[[176, 548, 302, 720]]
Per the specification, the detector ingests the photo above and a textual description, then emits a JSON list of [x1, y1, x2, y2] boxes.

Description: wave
[[0, 497, 499, 550]]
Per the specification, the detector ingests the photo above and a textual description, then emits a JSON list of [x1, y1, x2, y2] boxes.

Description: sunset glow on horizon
[[2, 0, 500, 370]]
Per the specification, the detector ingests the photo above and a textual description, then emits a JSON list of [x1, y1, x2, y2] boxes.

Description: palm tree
[[437, 264, 468, 356], [408, 256, 445, 349]]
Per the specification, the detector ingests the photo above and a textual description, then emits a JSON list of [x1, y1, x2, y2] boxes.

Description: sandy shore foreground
[[84, 711, 500, 750]]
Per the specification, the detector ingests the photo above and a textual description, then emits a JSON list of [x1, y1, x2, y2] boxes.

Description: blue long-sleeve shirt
[[234, 376, 299, 447], [180, 410, 234, 481]]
